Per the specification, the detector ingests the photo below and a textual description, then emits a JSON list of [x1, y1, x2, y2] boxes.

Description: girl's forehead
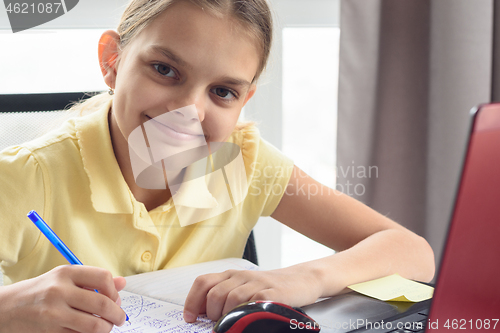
[[123, 1, 260, 81], [145, 1, 254, 46]]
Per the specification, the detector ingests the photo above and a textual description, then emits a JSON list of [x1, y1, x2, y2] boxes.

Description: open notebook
[[111, 258, 259, 333]]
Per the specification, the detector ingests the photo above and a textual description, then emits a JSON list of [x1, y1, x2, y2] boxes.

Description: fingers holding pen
[[0, 265, 126, 333], [53, 306, 116, 333], [63, 266, 128, 326], [22, 213, 128, 331], [64, 265, 121, 302], [47, 266, 127, 325], [113, 276, 127, 306], [66, 286, 127, 327]]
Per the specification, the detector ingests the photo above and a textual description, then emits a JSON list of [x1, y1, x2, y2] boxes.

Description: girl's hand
[[0, 265, 127, 333], [183, 264, 325, 323]]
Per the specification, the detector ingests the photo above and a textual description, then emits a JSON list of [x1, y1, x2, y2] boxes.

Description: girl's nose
[[171, 105, 205, 123], [167, 89, 206, 122]]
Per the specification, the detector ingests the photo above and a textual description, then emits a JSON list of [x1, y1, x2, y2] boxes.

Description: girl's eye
[[153, 64, 177, 78], [212, 87, 237, 100]]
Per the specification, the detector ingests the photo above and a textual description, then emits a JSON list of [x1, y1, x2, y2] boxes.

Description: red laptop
[[427, 103, 500, 331], [303, 103, 500, 332]]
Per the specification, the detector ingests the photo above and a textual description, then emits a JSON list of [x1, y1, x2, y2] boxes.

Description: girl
[[0, 0, 435, 332]]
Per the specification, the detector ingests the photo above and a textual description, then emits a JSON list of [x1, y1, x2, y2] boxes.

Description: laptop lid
[[426, 103, 500, 330], [304, 104, 500, 332]]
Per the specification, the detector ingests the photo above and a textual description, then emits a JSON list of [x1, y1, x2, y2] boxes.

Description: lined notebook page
[[112, 258, 259, 333], [123, 258, 259, 306], [112, 291, 214, 333]]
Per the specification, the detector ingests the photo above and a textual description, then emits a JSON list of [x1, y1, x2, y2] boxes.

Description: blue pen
[[27, 210, 130, 323]]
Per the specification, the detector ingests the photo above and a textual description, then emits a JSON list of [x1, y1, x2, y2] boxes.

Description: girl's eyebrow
[[218, 77, 252, 90], [150, 45, 191, 69]]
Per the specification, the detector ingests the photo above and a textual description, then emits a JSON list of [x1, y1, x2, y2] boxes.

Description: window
[[0, 29, 107, 93], [280, 27, 340, 268], [247, 0, 341, 269], [0, 0, 128, 92]]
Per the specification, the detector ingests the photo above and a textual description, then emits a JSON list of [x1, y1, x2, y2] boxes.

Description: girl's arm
[[183, 165, 435, 322], [271, 165, 435, 286]]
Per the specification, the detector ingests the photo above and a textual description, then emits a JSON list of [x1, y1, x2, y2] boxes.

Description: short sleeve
[[235, 126, 294, 219], [0, 146, 45, 267], [255, 138, 294, 216]]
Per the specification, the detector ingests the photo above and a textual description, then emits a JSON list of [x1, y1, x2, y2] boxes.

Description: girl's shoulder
[[6, 98, 111, 158], [227, 122, 261, 158], [0, 119, 79, 169], [23, 119, 79, 153], [226, 123, 294, 180], [0, 103, 108, 176]]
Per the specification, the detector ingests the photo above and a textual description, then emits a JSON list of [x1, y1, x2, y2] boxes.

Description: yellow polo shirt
[[0, 100, 293, 285]]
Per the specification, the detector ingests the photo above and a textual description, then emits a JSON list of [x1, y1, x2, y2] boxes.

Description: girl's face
[[106, 1, 260, 147]]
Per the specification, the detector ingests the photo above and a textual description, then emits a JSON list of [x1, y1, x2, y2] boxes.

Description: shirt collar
[[75, 99, 134, 214]]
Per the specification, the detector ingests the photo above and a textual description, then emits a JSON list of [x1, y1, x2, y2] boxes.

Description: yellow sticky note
[[348, 274, 434, 302]]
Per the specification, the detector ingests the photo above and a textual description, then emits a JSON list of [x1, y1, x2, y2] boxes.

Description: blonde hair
[[119, 0, 272, 82], [69, 0, 273, 127]]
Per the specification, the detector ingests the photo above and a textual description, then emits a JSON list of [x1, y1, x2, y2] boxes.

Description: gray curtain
[[337, 0, 497, 271]]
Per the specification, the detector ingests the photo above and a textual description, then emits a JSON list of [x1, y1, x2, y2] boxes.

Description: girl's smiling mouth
[[145, 114, 205, 141]]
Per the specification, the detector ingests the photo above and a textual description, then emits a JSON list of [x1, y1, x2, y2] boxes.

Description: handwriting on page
[[112, 291, 214, 333]]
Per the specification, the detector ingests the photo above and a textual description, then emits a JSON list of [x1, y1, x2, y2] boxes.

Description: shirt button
[[139, 211, 143, 218], [141, 251, 152, 262]]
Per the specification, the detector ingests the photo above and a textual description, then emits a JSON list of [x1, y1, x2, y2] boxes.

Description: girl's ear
[[98, 30, 120, 89], [243, 84, 257, 107]]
